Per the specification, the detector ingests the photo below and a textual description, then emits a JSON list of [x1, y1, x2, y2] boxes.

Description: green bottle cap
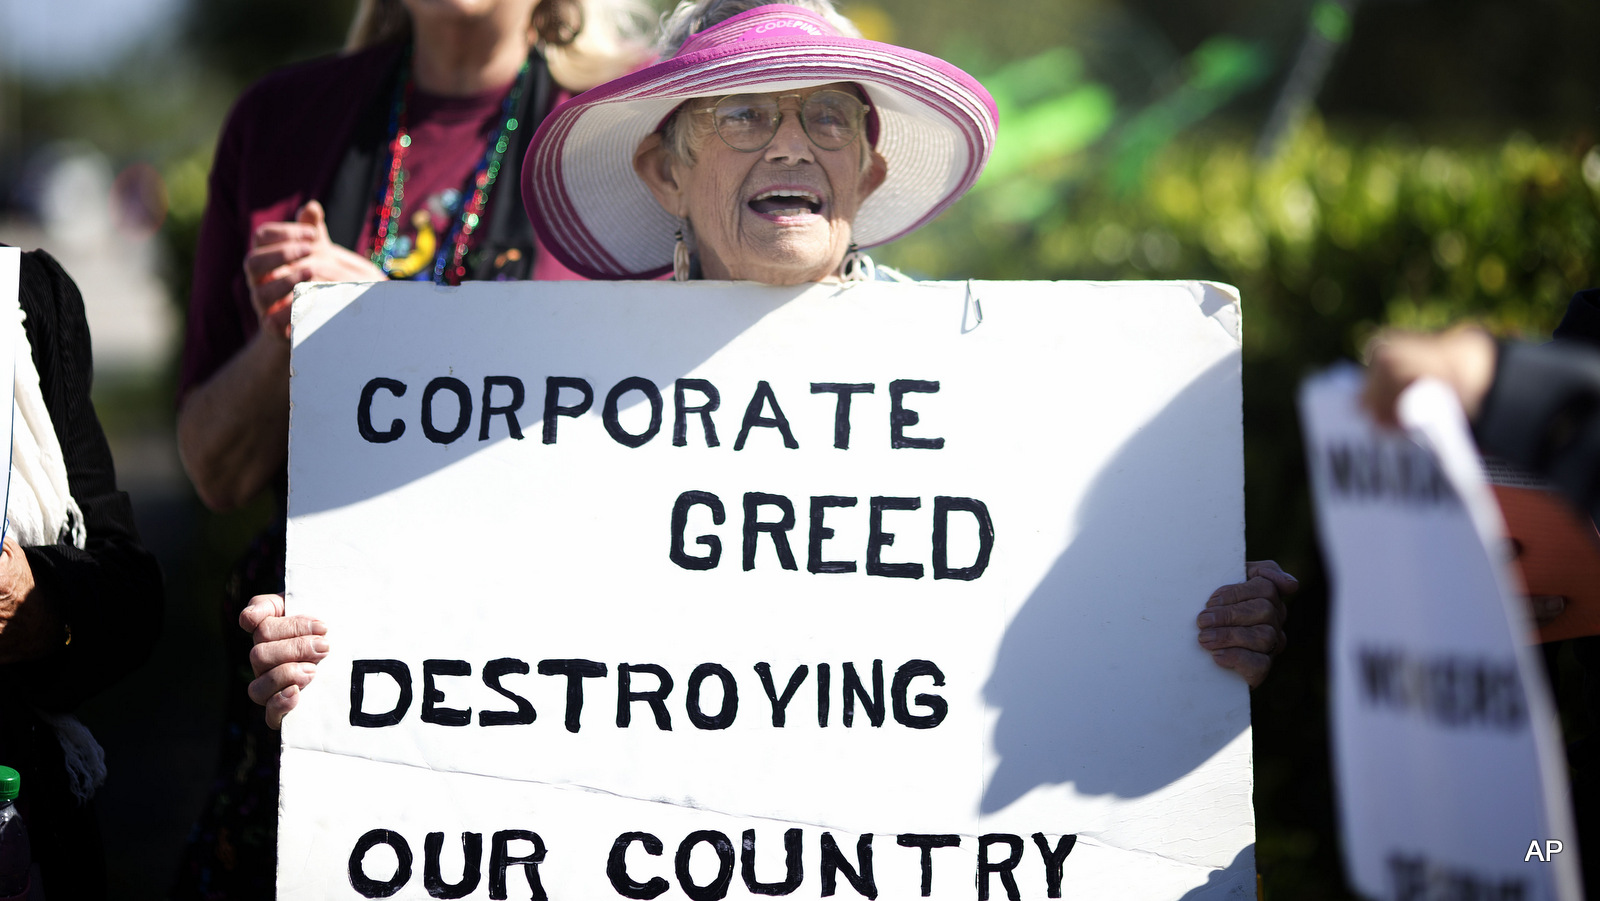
[[0, 767, 19, 801]]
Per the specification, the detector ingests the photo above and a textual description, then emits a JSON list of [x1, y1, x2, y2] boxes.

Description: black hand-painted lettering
[[479, 658, 537, 727], [676, 831, 736, 901], [421, 659, 472, 727], [609, 833, 670, 900], [977, 834, 1024, 901], [357, 378, 407, 443], [743, 493, 798, 571], [671, 491, 725, 570], [820, 833, 876, 899], [891, 661, 948, 729], [604, 377, 664, 448], [478, 376, 526, 441], [542, 377, 593, 444], [895, 835, 959, 898], [421, 377, 472, 445], [350, 660, 412, 728], [489, 830, 547, 901], [349, 829, 413, 898], [817, 663, 831, 728], [687, 663, 739, 730], [674, 379, 721, 447], [618, 663, 674, 730], [537, 659, 608, 733], [808, 496, 858, 574], [734, 381, 799, 450], [888, 380, 944, 450], [1031, 834, 1077, 899], [754, 663, 808, 727], [933, 497, 993, 580], [810, 383, 874, 449], [741, 829, 803, 895], [867, 497, 923, 579], [842, 661, 885, 728], [424, 832, 482, 899]]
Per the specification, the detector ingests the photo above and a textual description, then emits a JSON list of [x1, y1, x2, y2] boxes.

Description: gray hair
[[655, 0, 866, 168]]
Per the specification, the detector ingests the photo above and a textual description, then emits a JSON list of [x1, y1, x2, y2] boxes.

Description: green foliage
[[885, 117, 1600, 348]]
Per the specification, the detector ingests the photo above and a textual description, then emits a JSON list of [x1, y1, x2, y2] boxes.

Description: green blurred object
[[1106, 36, 1271, 191], [1312, 1, 1353, 44], [0, 767, 18, 802]]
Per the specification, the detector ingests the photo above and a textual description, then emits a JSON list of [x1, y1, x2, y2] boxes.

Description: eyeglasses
[[690, 90, 870, 153]]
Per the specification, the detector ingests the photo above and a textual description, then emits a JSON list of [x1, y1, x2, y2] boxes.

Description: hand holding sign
[[1361, 326, 1497, 426], [241, 593, 327, 729], [1197, 559, 1296, 687]]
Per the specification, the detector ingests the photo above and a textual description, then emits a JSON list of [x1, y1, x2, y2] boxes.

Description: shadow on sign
[[289, 282, 813, 516], [982, 354, 1247, 809]]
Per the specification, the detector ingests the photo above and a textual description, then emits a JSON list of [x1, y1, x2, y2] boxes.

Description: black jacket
[[2, 247, 164, 898]]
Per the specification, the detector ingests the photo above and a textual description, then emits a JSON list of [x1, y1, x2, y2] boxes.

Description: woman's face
[[635, 84, 888, 285]]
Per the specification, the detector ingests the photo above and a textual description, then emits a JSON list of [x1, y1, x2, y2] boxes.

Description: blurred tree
[[183, 0, 359, 88]]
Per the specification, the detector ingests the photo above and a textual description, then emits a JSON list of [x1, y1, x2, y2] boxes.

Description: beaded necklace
[[369, 51, 530, 286]]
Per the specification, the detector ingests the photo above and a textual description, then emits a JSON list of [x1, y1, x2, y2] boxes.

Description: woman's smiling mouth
[[748, 187, 823, 217]]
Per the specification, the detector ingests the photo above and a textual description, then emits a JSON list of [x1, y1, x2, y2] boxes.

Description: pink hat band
[[522, 4, 999, 281]]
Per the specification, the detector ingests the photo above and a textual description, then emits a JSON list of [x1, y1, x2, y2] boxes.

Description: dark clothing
[[1471, 288, 1600, 521], [7, 247, 165, 899], [1497, 289, 1600, 895], [172, 523, 283, 901], [1555, 289, 1600, 348], [1475, 340, 1600, 522]]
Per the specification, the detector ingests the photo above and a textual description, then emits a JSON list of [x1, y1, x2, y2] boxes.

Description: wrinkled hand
[[0, 538, 57, 665], [1197, 560, 1296, 688], [1362, 326, 1497, 427], [240, 593, 328, 729], [243, 200, 384, 340]]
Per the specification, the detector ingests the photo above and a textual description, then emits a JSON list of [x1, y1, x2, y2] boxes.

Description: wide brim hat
[[522, 4, 998, 280]]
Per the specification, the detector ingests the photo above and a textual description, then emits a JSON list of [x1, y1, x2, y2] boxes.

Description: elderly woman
[[243, 0, 1292, 736], [522, 0, 979, 286]]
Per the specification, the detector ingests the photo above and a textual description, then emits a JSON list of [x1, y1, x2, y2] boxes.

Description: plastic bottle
[[0, 766, 31, 900]]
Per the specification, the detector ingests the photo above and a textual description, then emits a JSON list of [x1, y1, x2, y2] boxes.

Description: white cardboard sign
[[283, 279, 1252, 900], [1300, 368, 1581, 901]]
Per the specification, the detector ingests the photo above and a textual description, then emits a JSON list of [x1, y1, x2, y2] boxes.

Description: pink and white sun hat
[[521, 4, 999, 280]]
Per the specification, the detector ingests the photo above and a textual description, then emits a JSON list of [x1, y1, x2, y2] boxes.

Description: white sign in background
[[1300, 368, 1581, 901], [283, 280, 1252, 900]]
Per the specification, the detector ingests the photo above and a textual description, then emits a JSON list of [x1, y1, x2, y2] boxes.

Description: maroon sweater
[[180, 42, 578, 402]]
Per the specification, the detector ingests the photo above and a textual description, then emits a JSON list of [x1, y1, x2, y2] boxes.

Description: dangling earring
[[840, 243, 874, 283], [674, 228, 691, 282]]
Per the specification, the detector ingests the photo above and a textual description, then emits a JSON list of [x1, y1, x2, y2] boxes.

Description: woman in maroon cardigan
[[172, 0, 644, 895]]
